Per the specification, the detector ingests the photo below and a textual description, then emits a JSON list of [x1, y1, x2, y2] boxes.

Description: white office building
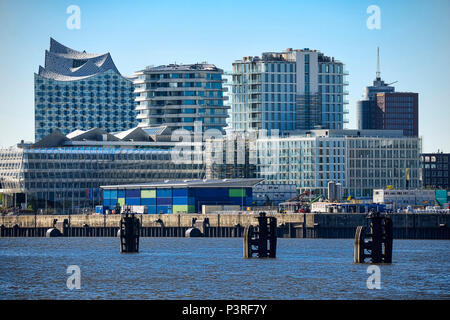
[[256, 129, 422, 198], [373, 189, 436, 207]]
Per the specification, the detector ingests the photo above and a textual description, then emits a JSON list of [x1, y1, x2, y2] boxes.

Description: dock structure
[[354, 211, 393, 263], [119, 209, 140, 253], [243, 212, 277, 258], [0, 213, 448, 239]]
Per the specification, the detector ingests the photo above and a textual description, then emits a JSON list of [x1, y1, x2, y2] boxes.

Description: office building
[[133, 63, 229, 132], [204, 129, 421, 198], [373, 189, 436, 207], [231, 48, 348, 132], [255, 129, 422, 198], [34, 38, 137, 141], [356, 48, 418, 136], [376, 92, 419, 136], [421, 152, 450, 189], [0, 127, 204, 213]]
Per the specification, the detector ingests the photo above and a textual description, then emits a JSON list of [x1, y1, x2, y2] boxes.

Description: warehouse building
[[100, 178, 262, 214]]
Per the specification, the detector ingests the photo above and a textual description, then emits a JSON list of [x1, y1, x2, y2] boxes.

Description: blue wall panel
[[126, 189, 140, 198], [157, 197, 172, 205], [126, 198, 140, 206], [157, 189, 172, 198], [173, 197, 188, 205], [156, 205, 172, 214], [173, 188, 188, 197], [141, 198, 156, 206]]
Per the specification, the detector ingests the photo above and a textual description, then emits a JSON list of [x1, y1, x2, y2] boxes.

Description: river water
[[0, 238, 449, 299]]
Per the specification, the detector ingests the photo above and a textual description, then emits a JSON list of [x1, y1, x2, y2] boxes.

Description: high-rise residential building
[[376, 92, 419, 136], [133, 63, 229, 132], [421, 152, 450, 189], [222, 71, 233, 131], [231, 48, 349, 132], [34, 38, 137, 141], [357, 48, 418, 136]]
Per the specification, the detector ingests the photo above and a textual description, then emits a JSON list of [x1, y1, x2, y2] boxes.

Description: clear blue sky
[[0, 0, 449, 152]]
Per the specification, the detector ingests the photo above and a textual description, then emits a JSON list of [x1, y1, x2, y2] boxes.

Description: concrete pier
[[0, 213, 449, 239]]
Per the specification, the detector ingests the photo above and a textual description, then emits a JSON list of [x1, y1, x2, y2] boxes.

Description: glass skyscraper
[[34, 38, 137, 141], [231, 48, 348, 132]]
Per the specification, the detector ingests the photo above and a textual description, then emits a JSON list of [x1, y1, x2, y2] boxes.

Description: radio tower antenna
[[376, 47, 381, 80]]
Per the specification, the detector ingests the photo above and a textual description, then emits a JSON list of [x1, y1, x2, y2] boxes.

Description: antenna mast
[[376, 47, 381, 79]]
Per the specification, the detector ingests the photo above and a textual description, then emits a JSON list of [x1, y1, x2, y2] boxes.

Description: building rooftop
[[28, 126, 174, 149], [101, 178, 264, 189], [141, 63, 222, 73], [258, 129, 412, 139], [233, 48, 342, 64], [37, 38, 122, 81]]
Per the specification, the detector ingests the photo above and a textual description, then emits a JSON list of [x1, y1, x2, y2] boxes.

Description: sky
[[0, 0, 449, 152]]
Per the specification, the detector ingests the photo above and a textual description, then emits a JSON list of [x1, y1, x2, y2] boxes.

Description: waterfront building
[[204, 129, 422, 199], [100, 178, 261, 214], [373, 189, 437, 207], [231, 48, 349, 132], [34, 38, 137, 141], [421, 152, 450, 189], [255, 129, 422, 198], [252, 183, 297, 206], [133, 63, 229, 132], [310, 202, 386, 213], [0, 127, 204, 213]]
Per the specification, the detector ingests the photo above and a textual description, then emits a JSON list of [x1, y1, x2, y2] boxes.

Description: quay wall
[[0, 213, 449, 239]]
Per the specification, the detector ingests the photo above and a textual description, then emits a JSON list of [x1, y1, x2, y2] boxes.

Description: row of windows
[[37, 110, 135, 116], [38, 117, 134, 126], [233, 61, 344, 75], [37, 97, 133, 104], [38, 84, 132, 92], [421, 156, 449, 163], [141, 73, 222, 80], [423, 170, 449, 177]]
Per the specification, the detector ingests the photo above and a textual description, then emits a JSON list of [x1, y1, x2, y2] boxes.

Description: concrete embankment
[[0, 213, 449, 239]]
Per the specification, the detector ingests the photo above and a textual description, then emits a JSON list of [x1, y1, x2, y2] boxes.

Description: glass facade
[[35, 70, 136, 140], [0, 146, 204, 213], [255, 131, 422, 198], [421, 153, 450, 189], [34, 39, 137, 141]]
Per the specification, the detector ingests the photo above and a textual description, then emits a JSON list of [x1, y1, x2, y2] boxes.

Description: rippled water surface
[[0, 238, 449, 299]]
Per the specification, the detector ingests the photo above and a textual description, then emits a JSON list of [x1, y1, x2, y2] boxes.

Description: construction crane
[[308, 194, 324, 206]]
